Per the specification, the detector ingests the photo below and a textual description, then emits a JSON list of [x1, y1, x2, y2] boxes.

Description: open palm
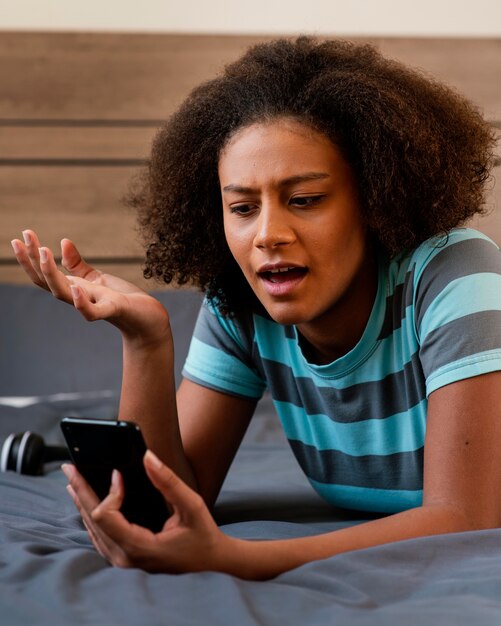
[[12, 230, 170, 343]]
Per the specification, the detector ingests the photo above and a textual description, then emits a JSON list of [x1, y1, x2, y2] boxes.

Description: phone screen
[[61, 417, 170, 532]]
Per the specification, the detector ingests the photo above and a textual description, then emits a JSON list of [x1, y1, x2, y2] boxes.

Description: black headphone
[[0, 432, 70, 476]]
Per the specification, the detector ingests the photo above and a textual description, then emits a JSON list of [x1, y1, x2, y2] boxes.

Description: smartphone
[[60, 417, 170, 533]]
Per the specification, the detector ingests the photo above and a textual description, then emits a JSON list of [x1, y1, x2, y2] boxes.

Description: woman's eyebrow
[[222, 172, 330, 194]]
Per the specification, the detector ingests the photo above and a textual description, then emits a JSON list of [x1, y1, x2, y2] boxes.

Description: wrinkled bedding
[[2, 424, 501, 626], [1, 285, 501, 625]]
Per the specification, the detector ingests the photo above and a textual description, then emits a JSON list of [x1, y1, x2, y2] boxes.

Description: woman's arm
[[176, 380, 257, 508], [229, 369, 501, 578], [12, 231, 255, 501], [69, 278, 256, 500], [63, 370, 501, 579]]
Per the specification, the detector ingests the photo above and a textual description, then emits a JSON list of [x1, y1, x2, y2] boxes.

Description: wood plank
[[469, 209, 501, 245], [0, 261, 166, 289], [0, 166, 144, 257], [0, 32, 262, 121], [0, 33, 499, 122], [0, 126, 156, 160], [468, 162, 501, 243]]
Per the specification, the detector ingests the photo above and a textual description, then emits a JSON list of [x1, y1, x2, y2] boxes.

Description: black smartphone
[[60, 417, 170, 533]]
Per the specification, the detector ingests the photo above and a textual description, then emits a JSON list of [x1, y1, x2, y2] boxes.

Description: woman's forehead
[[218, 119, 347, 187]]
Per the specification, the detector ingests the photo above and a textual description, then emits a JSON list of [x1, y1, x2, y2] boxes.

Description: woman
[[11, 37, 501, 580]]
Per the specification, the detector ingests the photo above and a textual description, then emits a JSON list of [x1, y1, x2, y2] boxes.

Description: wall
[[1, 0, 501, 37]]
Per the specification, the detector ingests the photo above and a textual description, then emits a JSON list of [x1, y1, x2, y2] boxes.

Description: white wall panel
[[1, 0, 501, 37]]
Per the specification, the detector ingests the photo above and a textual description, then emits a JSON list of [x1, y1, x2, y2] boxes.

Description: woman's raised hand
[[11, 229, 137, 300], [11, 230, 170, 345]]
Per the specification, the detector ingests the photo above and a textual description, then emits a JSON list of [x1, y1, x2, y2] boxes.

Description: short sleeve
[[414, 229, 501, 396], [182, 298, 266, 400]]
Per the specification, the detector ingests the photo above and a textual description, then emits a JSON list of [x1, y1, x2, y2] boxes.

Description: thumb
[[94, 469, 124, 515], [143, 451, 204, 516], [61, 238, 96, 279]]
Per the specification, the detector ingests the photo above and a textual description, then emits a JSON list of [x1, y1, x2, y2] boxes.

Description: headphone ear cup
[[19, 433, 45, 475], [0, 432, 45, 475], [0, 433, 16, 473]]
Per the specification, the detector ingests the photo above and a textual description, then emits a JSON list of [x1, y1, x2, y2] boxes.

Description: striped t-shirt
[[183, 228, 501, 513]]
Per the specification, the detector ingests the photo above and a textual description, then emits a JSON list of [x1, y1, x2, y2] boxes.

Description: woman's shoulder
[[200, 295, 258, 352], [402, 228, 500, 288], [411, 227, 499, 268], [384, 227, 500, 298]]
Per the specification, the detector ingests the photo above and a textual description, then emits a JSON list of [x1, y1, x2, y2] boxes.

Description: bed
[[2, 283, 501, 625], [1, 32, 501, 625]]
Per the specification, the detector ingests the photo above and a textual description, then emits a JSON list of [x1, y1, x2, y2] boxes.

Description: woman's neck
[[296, 253, 379, 365]]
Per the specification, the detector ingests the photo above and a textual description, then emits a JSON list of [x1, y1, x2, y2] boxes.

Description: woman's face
[[219, 118, 374, 341]]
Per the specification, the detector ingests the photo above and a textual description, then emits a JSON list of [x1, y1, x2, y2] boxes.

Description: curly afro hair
[[129, 36, 497, 316]]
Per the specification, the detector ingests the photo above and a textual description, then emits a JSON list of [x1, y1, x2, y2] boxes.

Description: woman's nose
[[253, 204, 296, 249]]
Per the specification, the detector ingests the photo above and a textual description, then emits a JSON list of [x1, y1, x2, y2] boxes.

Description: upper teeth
[[269, 267, 295, 273]]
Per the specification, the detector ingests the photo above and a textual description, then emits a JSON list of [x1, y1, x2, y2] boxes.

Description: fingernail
[[66, 484, 77, 502], [11, 240, 20, 254], [22, 231, 31, 245], [111, 469, 120, 493], [39, 247, 47, 263], [70, 284, 80, 300], [145, 449, 163, 469], [61, 464, 74, 480]]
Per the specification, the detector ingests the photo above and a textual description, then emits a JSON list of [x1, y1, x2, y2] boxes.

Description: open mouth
[[259, 267, 308, 283]]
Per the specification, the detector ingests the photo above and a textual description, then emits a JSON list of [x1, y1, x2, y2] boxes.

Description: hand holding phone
[[61, 417, 170, 532]]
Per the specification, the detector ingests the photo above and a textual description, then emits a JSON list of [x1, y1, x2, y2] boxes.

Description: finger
[[11, 237, 48, 288], [82, 519, 108, 558], [66, 485, 109, 559], [69, 280, 122, 322], [95, 468, 125, 513], [91, 470, 153, 551], [21, 230, 46, 283], [61, 238, 102, 281], [38, 246, 74, 303], [63, 466, 124, 561], [62, 463, 101, 512], [143, 451, 205, 518]]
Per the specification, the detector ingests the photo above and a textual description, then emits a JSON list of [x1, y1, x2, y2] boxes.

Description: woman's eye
[[290, 195, 325, 207], [230, 204, 255, 216]]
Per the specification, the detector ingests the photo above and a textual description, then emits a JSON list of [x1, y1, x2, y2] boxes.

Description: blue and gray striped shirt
[[183, 229, 501, 513]]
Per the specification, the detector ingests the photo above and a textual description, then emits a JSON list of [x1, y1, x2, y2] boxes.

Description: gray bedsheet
[[1, 435, 501, 626], [1, 284, 501, 624]]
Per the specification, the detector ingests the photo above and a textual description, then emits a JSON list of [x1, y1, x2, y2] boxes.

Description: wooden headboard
[[1, 32, 499, 286]]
